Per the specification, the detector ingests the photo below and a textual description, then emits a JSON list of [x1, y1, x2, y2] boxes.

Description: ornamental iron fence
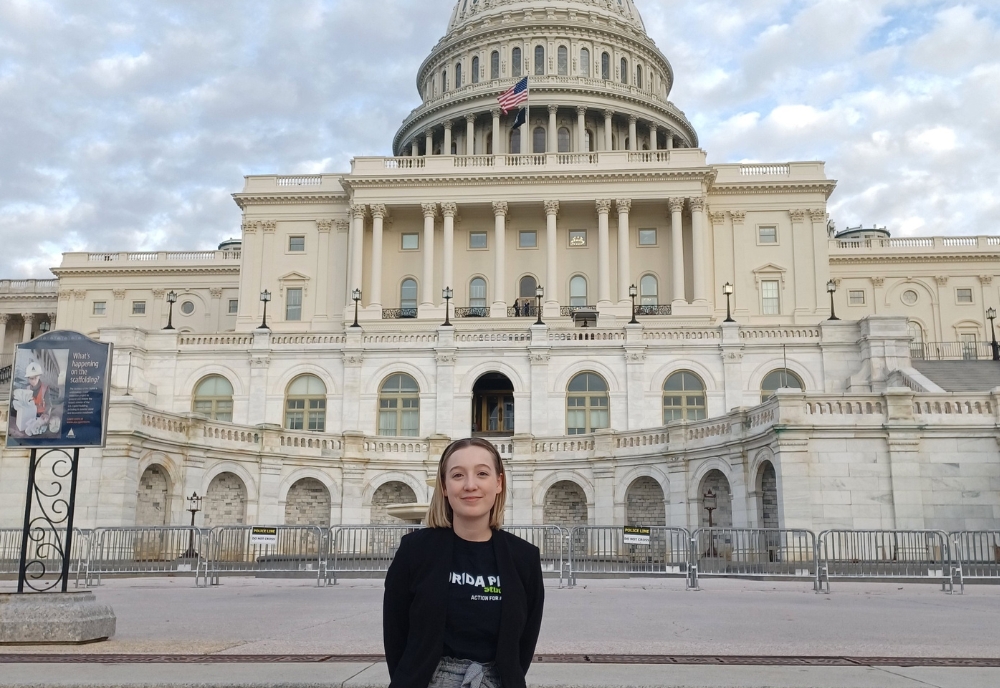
[[381, 308, 418, 320]]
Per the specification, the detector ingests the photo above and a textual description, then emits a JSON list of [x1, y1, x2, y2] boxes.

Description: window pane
[[510, 129, 520, 154], [567, 409, 586, 434], [470, 232, 487, 249], [758, 226, 777, 243], [491, 51, 499, 79], [194, 400, 213, 416], [638, 229, 656, 245], [534, 45, 544, 75], [402, 233, 419, 250], [636, 65, 643, 88], [557, 46, 568, 75], [640, 275, 657, 303], [378, 410, 397, 437], [471, 57, 479, 83], [401, 280, 417, 308], [957, 289, 973, 303], [849, 290, 865, 305], [132, 301, 146, 315], [519, 231, 537, 248], [286, 288, 302, 321], [589, 407, 609, 430], [580, 48, 590, 77], [762, 280, 780, 315], [620, 58, 628, 84], [558, 127, 570, 152], [512, 48, 522, 77], [569, 276, 587, 304], [401, 409, 420, 436], [519, 276, 537, 298], [93, 302, 106, 315], [533, 126, 546, 153], [569, 230, 586, 247], [601, 52, 610, 80], [470, 278, 487, 306], [228, 299, 238, 314], [455, 63, 462, 87], [289, 236, 305, 251], [215, 401, 233, 422]]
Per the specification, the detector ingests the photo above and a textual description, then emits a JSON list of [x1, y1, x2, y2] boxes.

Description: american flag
[[497, 77, 528, 113]]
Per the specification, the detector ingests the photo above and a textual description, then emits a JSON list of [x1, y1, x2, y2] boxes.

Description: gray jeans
[[427, 656, 502, 688]]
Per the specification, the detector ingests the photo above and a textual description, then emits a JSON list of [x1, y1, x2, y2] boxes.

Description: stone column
[[628, 116, 637, 151], [491, 108, 501, 155], [544, 200, 559, 313], [616, 199, 632, 305], [47, 312, 57, 331], [21, 313, 34, 342], [466, 115, 475, 156], [603, 109, 613, 151], [0, 314, 8, 354], [810, 209, 830, 314], [441, 203, 457, 294], [596, 200, 612, 307], [112, 289, 126, 322], [649, 123, 658, 152], [576, 106, 587, 152], [669, 197, 686, 305], [411, 140, 419, 157], [209, 288, 223, 331], [547, 105, 557, 154], [368, 207, 386, 309], [425, 129, 434, 156], [666, 133, 674, 150], [790, 209, 810, 317], [491, 201, 508, 317], [349, 204, 366, 303], [420, 203, 437, 307], [315, 220, 333, 317], [690, 197, 707, 304], [443, 122, 453, 155]]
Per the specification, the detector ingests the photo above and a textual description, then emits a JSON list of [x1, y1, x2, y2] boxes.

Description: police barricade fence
[[208, 525, 328, 587], [328, 524, 424, 584], [949, 530, 1000, 587], [499, 525, 568, 587], [86, 526, 209, 587], [816, 529, 957, 594], [567, 526, 690, 587], [688, 528, 817, 591], [0, 527, 91, 586]]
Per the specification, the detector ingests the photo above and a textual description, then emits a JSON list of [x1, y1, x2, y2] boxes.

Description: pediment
[[752, 263, 787, 275], [278, 271, 310, 282]]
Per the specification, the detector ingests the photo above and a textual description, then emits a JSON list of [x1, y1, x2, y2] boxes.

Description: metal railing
[[950, 531, 1000, 583], [381, 308, 417, 320], [503, 525, 568, 586], [328, 525, 423, 584], [454, 307, 490, 318], [689, 528, 817, 590], [560, 305, 596, 316], [634, 304, 672, 316], [507, 300, 538, 318], [1, 528, 91, 586], [0, 365, 10, 386], [208, 525, 328, 587], [568, 527, 690, 586], [816, 530, 956, 593], [912, 341, 995, 361], [86, 527, 208, 587]]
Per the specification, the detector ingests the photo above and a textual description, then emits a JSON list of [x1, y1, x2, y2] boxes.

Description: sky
[[1, 0, 998, 278]]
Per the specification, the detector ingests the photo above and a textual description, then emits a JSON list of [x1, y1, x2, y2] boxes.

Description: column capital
[[491, 108, 501, 118], [603, 109, 614, 119], [492, 200, 509, 217], [349, 203, 367, 220], [316, 219, 334, 232], [615, 199, 632, 215], [370, 204, 388, 220], [261, 220, 276, 233], [543, 200, 560, 217], [113, 289, 126, 300], [628, 114, 637, 124], [668, 197, 686, 213], [152, 289, 166, 299], [441, 202, 458, 218], [730, 210, 746, 225], [424, 128, 434, 137], [0, 313, 9, 324], [210, 288, 224, 299], [809, 208, 827, 222], [576, 105, 587, 116], [789, 209, 807, 222], [58, 290, 72, 301], [21, 313, 35, 324], [595, 199, 612, 215], [648, 122, 658, 130], [443, 120, 454, 131], [710, 211, 726, 225], [465, 113, 476, 124], [547, 104, 558, 115], [688, 197, 705, 212], [421, 202, 439, 219], [46, 312, 56, 321], [335, 219, 350, 233]]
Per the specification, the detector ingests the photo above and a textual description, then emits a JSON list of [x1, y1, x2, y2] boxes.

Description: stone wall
[[204, 472, 247, 528], [625, 477, 666, 526], [136, 465, 169, 527], [370, 481, 417, 524], [758, 462, 778, 529], [284, 478, 331, 526], [699, 470, 733, 528], [543, 481, 588, 527]]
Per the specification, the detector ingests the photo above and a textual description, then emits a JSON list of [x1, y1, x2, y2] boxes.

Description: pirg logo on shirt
[[449, 572, 502, 595]]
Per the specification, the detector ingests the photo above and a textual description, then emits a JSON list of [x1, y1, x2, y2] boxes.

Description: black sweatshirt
[[383, 527, 545, 688]]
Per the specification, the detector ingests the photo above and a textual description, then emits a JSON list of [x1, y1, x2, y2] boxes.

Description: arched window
[[557, 45, 568, 75], [285, 375, 327, 432], [567, 373, 609, 435], [557, 127, 571, 152], [490, 50, 500, 79], [441, 68, 448, 92], [469, 277, 488, 310], [620, 57, 628, 84], [400, 278, 417, 317], [519, 275, 537, 298], [485, 132, 493, 155], [636, 65, 643, 89], [455, 62, 463, 87], [193, 375, 234, 422], [601, 52, 610, 80], [510, 128, 521, 154], [533, 126, 546, 154], [585, 129, 594, 151], [471, 56, 479, 84], [534, 45, 545, 75], [378, 374, 420, 437], [908, 321, 925, 359], [761, 370, 804, 401], [663, 372, 706, 422], [639, 275, 658, 306], [580, 48, 591, 77], [512, 47, 522, 78], [569, 275, 588, 307]]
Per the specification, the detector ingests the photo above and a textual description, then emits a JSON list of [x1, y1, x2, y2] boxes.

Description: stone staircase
[[912, 360, 1000, 392]]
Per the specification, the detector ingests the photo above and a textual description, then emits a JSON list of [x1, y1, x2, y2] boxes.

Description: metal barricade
[[502, 525, 568, 587], [87, 526, 209, 587], [689, 528, 817, 590], [950, 531, 1000, 588], [1, 527, 91, 585], [328, 525, 423, 584], [567, 526, 690, 587], [816, 530, 956, 594], [208, 525, 327, 586]]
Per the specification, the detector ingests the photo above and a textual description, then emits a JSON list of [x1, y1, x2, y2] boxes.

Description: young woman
[[383, 437, 545, 688]]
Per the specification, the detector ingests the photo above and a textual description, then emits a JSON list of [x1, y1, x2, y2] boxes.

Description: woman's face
[[442, 446, 503, 522]]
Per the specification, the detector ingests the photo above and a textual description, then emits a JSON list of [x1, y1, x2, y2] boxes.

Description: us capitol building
[[2, 0, 999, 534]]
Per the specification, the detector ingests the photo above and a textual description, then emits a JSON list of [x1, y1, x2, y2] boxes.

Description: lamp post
[[827, 279, 840, 321], [442, 287, 453, 327], [723, 282, 735, 323], [164, 291, 178, 330], [988, 307, 999, 361], [351, 288, 362, 328], [628, 284, 639, 324], [183, 492, 202, 559], [259, 290, 271, 330], [534, 285, 544, 326], [703, 489, 718, 557]]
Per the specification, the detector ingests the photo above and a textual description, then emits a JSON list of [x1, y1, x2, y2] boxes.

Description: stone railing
[[0, 279, 58, 294], [270, 334, 346, 346], [912, 397, 994, 417], [363, 439, 429, 454], [830, 236, 1000, 253], [66, 250, 240, 266], [643, 329, 721, 341], [739, 328, 822, 340], [179, 334, 254, 347]]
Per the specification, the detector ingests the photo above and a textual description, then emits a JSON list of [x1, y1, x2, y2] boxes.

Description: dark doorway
[[472, 373, 514, 436]]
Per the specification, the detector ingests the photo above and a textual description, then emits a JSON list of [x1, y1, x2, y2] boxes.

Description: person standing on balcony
[[383, 437, 545, 688]]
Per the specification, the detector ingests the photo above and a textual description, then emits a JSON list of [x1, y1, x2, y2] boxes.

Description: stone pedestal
[[0, 592, 116, 644]]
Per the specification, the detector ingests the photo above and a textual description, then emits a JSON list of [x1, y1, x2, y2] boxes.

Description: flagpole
[[525, 77, 530, 154]]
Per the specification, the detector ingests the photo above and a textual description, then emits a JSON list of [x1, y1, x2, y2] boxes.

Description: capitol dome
[[392, 0, 697, 156]]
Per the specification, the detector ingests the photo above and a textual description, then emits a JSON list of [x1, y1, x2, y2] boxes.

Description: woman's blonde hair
[[426, 437, 506, 529]]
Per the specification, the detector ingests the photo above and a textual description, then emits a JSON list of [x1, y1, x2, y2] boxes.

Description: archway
[[204, 472, 248, 528], [284, 478, 331, 527], [371, 481, 418, 524], [543, 481, 588, 527], [698, 470, 732, 528], [136, 465, 170, 527], [625, 477, 665, 527], [472, 372, 514, 436], [757, 462, 778, 529]]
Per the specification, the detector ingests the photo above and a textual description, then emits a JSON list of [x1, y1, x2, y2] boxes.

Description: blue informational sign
[[5, 331, 113, 449]]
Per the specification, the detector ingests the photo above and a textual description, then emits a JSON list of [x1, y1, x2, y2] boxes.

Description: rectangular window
[[93, 301, 106, 316], [228, 299, 239, 314], [569, 229, 587, 247], [849, 290, 865, 305], [469, 231, 487, 249], [288, 236, 305, 252], [957, 288, 973, 303], [761, 280, 780, 315], [638, 228, 657, 246], [285, 399, 305, 430], [401, 233, 419, 250], [758, 226, 777, 244], [131, 301, 146, 315], [519, 231, 537, 248], [308, 399, 326, 432], [285, 288, 302, 321]]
